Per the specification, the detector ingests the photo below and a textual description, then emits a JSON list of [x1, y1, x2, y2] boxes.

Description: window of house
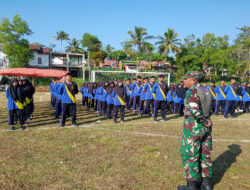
[[38, 57, 42, 64]]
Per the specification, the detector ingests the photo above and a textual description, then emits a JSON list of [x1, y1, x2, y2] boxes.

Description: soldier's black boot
[[177, 181, 200, 190], [201, 177, 212, 190]]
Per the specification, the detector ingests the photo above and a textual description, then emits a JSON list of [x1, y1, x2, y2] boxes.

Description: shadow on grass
[[212, 144, 242, 188]]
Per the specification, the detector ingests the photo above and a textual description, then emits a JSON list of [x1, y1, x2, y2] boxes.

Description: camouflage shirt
[[184, 84, 212, 120]]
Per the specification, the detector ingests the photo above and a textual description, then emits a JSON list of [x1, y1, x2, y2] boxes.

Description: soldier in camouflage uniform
[[178, 71, 213, 190]]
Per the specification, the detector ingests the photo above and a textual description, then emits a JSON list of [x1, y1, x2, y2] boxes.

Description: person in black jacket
[[22, 78, 35, 120]]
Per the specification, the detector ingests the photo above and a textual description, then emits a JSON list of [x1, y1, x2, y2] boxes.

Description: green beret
[[182, 71, 204, 80]]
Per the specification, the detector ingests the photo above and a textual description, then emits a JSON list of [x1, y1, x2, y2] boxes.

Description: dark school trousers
[[138, 100, 145, 115], [224, 100, 236, 117], [125, 95, 130, 109], [133, 96, 140, 111], [113, 105, 125, 121], [243, 101, 250, 112], [214, 100, 225, 114], [9, 109, 24, 126], [145, 99, 154, 116], [106, 104, 113, 119], [153, 100, 167, 119], [61, 103, 76, 125]]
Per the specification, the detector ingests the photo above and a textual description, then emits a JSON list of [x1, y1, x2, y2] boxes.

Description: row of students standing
[[203, 79, 250, 118], [6, 78, 35, 130], [79, 75, 187, 124]]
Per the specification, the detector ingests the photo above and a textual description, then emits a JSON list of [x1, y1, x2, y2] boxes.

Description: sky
[[1, 0, 249, 51]]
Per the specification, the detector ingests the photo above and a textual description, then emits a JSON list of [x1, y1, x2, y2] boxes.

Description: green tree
[[123, 26, 153, 54], [66, 38, 83, 53], [81, 33, 101, 53], [110, 50, 127, 61], [155, 28, 182, 62], [104, 44, 114, 59], [55, 30, 69, 52], [0, 14, 33, 68]]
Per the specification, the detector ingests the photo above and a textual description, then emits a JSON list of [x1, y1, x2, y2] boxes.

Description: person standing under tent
[[22, 78, 35, 121], [58, 73, 79, 127], [112, 80, 127, 124], [6, 79, 25, 130], [152, 75, 168, 122], [144, 76, 155, 118]]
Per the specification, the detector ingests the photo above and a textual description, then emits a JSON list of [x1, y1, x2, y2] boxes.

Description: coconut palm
[[104, 44, 114, 59], [155, 28, 182, 62], [55, 30, 69, 52], [121, 41, 134, 58], [66, 38, 83, 53], [124, 26, 154, 53]]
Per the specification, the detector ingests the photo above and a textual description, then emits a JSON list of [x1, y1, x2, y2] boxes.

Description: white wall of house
[[28, 52, 49, 68]]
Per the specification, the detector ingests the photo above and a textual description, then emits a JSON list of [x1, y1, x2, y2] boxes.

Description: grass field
[[0, 92, 250, 190]]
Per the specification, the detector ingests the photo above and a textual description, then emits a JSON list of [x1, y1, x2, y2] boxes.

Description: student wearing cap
[[214, 80, 226, 115], [223, 78, 238, 118], [151, 75, 169, 122], [131, 76, 142, 113], [112, 80, 127, 124], [144, 76, 156, 118], [58, 73, 79, 127], [206, 81, 216, 113], [138, 78, 147, 116]]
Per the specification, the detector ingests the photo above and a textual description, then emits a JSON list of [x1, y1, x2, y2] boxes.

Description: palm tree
[[66, 38, 83, 53], [124, 26, 154, 53], [104, 44, 114, 59], [55, 30, 69, 52], [155, 28, 182, 62], [121, 41, 134, 58]]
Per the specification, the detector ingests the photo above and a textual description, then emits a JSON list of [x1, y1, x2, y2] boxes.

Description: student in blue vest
[[54, 77, 64, 119], [6, 79, 25, 130], [214, 80, 226, 115], [58, 73, 79, 127], [80, 83, 87, 106], [207, 80, 216, 113], [106, 81, 115, 119], [128, 78, 136, 111], [152, 75, 169, 122], [138, 78, 147, 116], [49, 79, 56, 108], [242, 82, 250, 113], [166, 83, 175, 113], [100, 81, 109, 116], [236, 83, 243, 111], [224, 78, 238, 119], [112, 80, 127, 124], [144, 76, 156, 118], [124, 79, 131, 110], [132, 76, 142, 113], [175, 82, 185, 116], [95, 83, 101, 113]]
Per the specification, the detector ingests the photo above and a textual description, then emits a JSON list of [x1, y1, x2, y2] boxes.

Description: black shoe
[[187, 181, 200, 190], [201, 177, 212, 190], [60, 124, 65, 127], [20, 126, 25, 130], [121, 120, 126, 123], [161, 118, 167, 122], [55, 116, 59, 119], [11, 126, 15, 131], [223, 116, 229, 119], [114, 120, 118, 124], [153, 118, 158, 123], [72, 123, 79, 127]]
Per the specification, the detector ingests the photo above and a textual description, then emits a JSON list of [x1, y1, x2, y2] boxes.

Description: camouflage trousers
[[180, 116, 212, 181]]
